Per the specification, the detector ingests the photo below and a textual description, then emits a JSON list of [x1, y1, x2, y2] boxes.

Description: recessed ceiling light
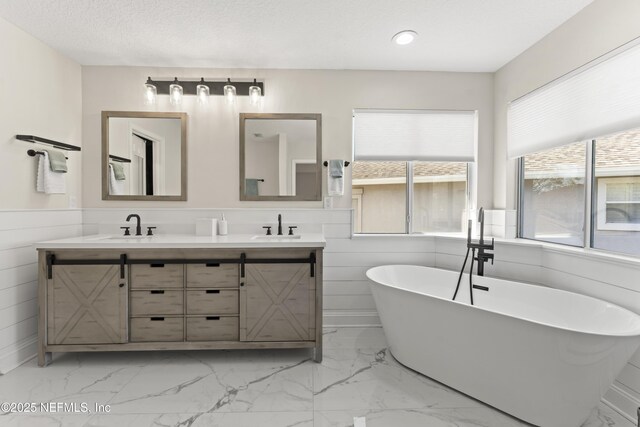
[[392, 30, 417, 45]]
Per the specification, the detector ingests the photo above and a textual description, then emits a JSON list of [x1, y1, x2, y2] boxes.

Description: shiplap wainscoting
[[0, 209, 83, 373], [3, 207, 639, 423]]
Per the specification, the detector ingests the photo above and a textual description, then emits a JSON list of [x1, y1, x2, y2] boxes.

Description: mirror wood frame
[[239, 113, 322, 201], [101, 111, 188, 201]]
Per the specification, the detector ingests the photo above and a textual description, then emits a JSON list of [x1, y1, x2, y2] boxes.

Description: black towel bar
[[17, 135, 81, 151]]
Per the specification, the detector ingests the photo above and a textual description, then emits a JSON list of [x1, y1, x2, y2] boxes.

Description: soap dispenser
[[218, 214, 228, 236]]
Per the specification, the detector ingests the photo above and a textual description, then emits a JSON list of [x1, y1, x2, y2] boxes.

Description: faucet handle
[[120, 226, 130, 236], [147, 227, 157, 236], [262, 226, 272, 236], [288, 226, 298, 236]]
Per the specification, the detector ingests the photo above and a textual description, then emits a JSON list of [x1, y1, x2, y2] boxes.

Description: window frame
[[353, 161, 471, 235], [517, 137, 640, 256]]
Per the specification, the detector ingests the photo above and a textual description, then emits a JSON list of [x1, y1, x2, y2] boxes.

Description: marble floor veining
[[0, 327, 633, 427]]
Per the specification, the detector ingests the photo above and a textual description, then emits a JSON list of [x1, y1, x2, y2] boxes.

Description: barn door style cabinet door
[[241, 263, 315, 342], [47, 264, 128, 345]]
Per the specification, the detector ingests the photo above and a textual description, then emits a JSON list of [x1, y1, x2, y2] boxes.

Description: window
[[511, 39, 640, 257], [520, 142, 586, 246], [518, 128, 640, 257], [352, 161, 468, 233], [352, 109, 476, 234], [592, 128, 640, 255], [352, 161, 407, 233]]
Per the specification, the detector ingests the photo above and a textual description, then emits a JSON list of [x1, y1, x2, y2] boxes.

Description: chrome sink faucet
[[126, 214, 142, 236]]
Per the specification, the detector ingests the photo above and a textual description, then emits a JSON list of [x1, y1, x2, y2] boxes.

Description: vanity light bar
[[146, 78, 265, 97]]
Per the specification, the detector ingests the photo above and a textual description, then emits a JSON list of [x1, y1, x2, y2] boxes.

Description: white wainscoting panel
[[0, 209, 82, 374]]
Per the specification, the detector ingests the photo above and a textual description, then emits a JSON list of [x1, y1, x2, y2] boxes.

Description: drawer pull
[[150, 290, 165, 294], [205, 290, 220, 294], [150, 263, 165, 268], [206, 316, 220, 321], [205, 263, 220, 267], [150, 317, 165, 321]]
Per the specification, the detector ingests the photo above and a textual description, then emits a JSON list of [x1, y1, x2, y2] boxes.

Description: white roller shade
[[508, 39, 640, 158], [353, 109, 477, 162]]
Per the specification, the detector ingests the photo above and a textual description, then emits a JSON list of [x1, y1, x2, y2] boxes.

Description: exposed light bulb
[[249, 79, 262, 106], [196, 78, 210, 106], [224, 78, 236, 105], [144, 77, 157, 105], [169, 77, 183, 106]]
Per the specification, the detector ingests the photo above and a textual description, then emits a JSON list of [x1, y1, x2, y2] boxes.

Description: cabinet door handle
[[150, 263, 165, 268], [206, 316, 220, 321], [119, 283, 125, 288], [240, 282, 244, 287], [150, 317, 165, 321], [205, 290, 220, 294], [150, 290, 165, 294], [205, 263, 220, 267]]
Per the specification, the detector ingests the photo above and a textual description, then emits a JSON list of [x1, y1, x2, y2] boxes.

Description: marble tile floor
[[0, 327, 633, 427]]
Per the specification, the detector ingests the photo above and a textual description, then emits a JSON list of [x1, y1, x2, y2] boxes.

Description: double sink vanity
[[35, 227, 325, 367], [34, 110, 328, 366]]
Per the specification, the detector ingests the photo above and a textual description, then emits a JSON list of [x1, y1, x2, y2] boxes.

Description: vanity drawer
[[186, 289, 238, 315], [186, 264, 238, 288], [131, 264, 184, 289], [130, 317, 184, 342], [186, 316, 239, 341], [130, 290, 183, 316]]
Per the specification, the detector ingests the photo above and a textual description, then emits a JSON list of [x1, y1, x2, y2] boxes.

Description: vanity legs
[[38, 350, 52, 367], [313, 346, 322, 363]]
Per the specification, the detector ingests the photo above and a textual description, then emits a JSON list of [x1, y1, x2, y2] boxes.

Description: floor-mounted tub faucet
[[468, 208, 494, 276], [453, 207, 495, 305]]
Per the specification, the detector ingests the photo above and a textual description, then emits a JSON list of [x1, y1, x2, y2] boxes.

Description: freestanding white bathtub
[[367, 265, 640, 427]]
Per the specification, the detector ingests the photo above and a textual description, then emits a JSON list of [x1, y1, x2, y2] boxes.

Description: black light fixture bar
[[109, 154, 132, 163], [17, 135, 81, 151], [148, 79, 264, 96]]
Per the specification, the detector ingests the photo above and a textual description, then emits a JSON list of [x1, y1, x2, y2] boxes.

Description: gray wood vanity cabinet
[[37, 247, 323, 366]]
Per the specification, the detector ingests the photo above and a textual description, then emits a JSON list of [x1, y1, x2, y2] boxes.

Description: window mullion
[[585, 140, 595, 249], [406, 161, 413, 234]]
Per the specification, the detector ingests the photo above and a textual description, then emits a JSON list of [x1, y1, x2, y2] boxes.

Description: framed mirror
[[102, 111, 187, 201], [240, 113, 322, 201]]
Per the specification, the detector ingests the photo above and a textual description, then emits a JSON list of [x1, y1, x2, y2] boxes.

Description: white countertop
[[34, 233, 326, 249]]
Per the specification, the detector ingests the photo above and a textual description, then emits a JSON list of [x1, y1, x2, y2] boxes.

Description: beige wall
[[0, 16, 82, 209], [493, 0, 640, 209], [82, 67, 493, 208]]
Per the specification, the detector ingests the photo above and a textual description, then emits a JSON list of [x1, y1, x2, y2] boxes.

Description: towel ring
[[323, 161, 350, 167], [27, 149, 68, 160]]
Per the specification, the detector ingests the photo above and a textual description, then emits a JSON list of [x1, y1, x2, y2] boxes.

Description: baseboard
[[324, 310, 381, 327], [0, 335, 37, 374], [603, 383, 639, 424]]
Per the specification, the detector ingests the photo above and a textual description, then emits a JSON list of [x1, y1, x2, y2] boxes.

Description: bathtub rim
[[366, 264, 640, 338]]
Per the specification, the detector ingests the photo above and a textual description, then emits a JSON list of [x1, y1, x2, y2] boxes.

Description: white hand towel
[[36, 152, 66, 194], [327, 160, 344, 196], [108, 164, 124, 195]]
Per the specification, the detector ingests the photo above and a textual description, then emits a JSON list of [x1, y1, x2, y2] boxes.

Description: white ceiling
[[0, 0, 594, 72]]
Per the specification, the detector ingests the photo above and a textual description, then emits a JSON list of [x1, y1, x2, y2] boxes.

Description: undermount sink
[[251, 235, 302, 240]]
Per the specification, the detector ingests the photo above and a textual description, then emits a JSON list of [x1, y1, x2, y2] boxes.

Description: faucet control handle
[[262, 226, 272, 236], [288, 226, 298, 236], [120, 226, 130, 236], [146, 227, 157, 236]]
